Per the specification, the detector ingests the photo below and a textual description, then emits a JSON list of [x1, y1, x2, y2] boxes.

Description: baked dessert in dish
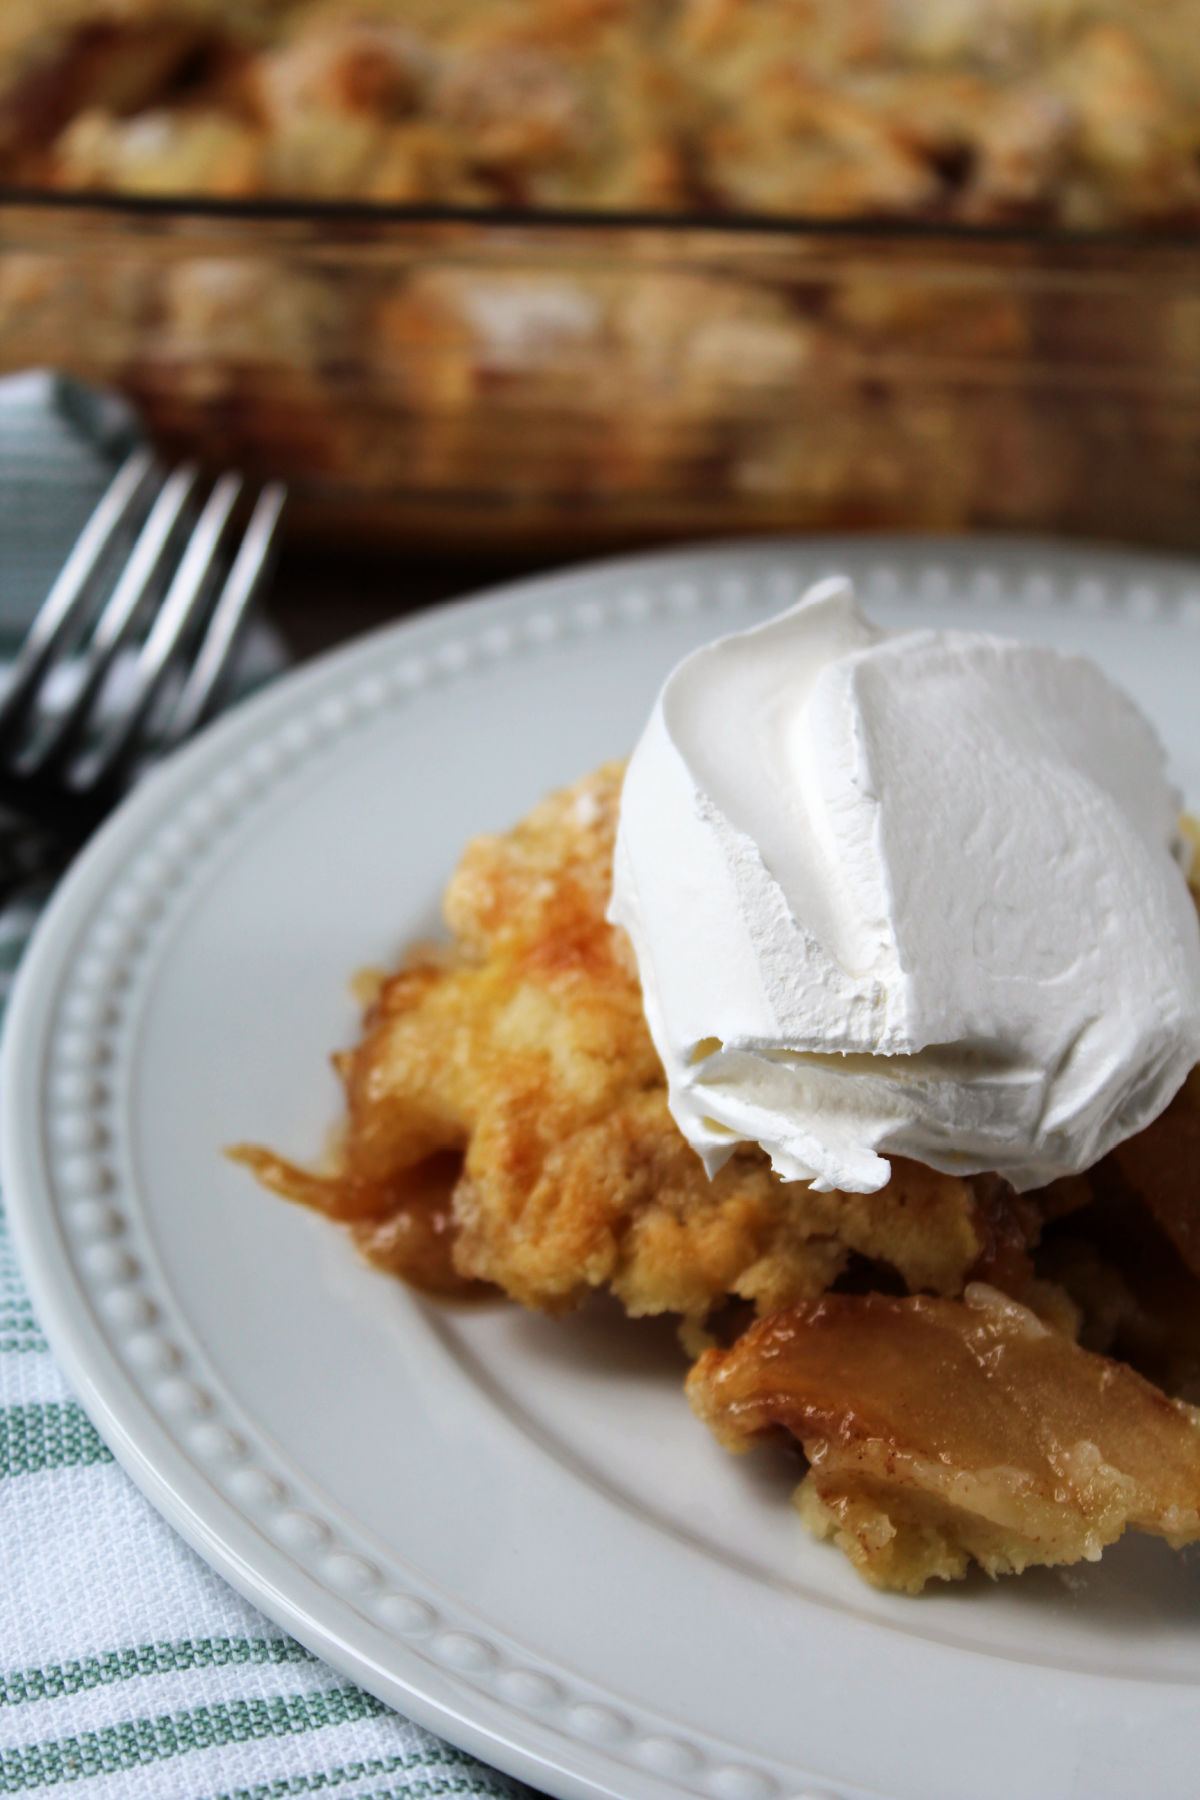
[[3, 4, 1200, 558], [236, 582, 1200, 1595], [3, 0, 1200, 227]]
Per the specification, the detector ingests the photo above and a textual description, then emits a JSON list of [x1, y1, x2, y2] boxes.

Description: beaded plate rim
[[5, 535, 1200, 1800]]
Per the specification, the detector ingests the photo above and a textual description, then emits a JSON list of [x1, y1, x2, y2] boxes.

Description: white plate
[[6, 538, 1200, 1800]]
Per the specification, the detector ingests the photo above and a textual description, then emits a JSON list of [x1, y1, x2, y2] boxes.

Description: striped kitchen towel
[[0, 373, 530, 1800], [0, 1129, 525, 1800]]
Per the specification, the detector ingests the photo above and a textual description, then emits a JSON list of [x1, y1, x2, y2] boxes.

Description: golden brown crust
[[237, 762, 1033, 1324], [4, 0, 1200, 225]]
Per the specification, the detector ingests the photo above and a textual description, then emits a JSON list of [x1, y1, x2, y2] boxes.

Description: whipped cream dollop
[[608, 578, 1200, 1194]]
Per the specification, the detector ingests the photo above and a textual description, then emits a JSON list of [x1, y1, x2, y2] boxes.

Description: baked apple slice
[[687, 1284, 1200, 1592]]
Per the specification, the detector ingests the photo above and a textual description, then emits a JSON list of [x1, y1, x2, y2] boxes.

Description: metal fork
[[0, 449, 286, 890]]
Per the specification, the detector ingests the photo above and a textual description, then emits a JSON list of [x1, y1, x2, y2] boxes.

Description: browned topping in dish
[[5, 1, 1200, 225]]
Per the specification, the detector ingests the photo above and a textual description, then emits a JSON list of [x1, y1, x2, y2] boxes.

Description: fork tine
[[82, 473, 245, 790], [0, 448, 157, 747], [31, 464, 199, 776], [163, 481, 287, 748]]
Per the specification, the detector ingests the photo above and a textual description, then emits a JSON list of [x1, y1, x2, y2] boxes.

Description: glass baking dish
[[2, 193, 1198, 552]]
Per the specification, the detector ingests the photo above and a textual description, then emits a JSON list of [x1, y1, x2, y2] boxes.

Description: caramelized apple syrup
[[230, 1143, 491, 1301]]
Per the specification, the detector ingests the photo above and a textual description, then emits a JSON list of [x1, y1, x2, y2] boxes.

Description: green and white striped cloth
[[0, 374, 529, 1800]]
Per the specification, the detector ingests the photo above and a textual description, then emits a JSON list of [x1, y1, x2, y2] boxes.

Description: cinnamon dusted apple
[[1109, 1068, 1200, 1279]]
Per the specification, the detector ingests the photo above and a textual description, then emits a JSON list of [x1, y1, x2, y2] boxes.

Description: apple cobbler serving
[[235, 585, 1200, 1595], [237, 763, 1043, 1326]]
